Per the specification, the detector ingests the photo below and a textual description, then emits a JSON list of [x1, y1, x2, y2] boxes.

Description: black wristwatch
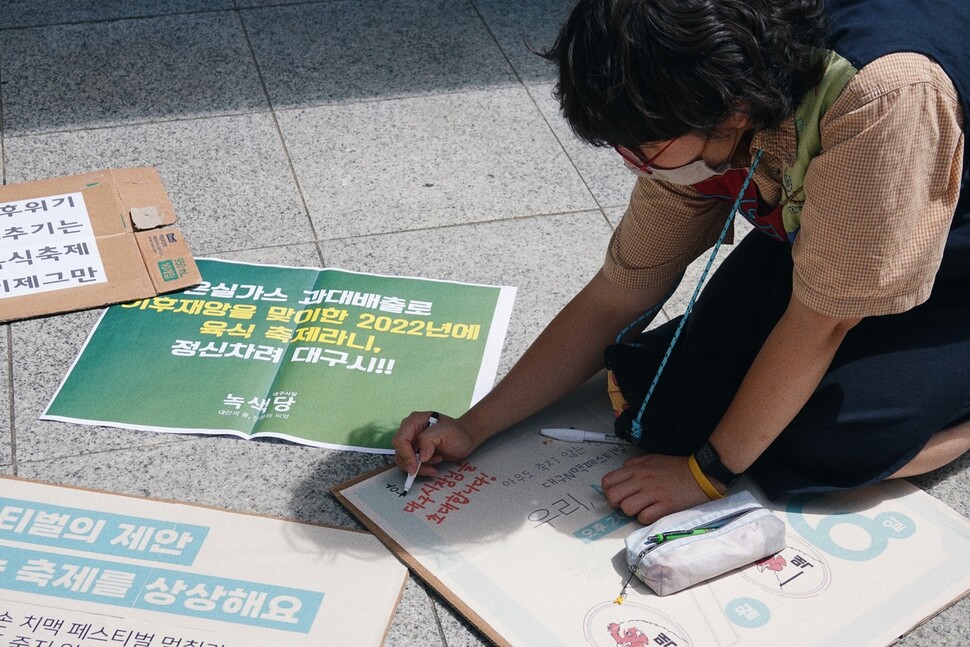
[[692, 441, 741, 488]]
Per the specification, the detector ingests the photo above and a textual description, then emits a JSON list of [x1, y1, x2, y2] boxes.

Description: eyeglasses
[[612, 138, 678, 175]]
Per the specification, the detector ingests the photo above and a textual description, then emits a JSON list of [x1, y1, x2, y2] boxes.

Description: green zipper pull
[[649, 527, 718, 544]]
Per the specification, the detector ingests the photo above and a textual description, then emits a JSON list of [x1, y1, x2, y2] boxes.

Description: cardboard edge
[[381, 572, 409, 647], [331, 467, 512, 647], [892, 590, 970, 645]]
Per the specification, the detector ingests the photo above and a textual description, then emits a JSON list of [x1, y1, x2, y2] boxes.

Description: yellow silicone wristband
[[688, 454, 724, 500]]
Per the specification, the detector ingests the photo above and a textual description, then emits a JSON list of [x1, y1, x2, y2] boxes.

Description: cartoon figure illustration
[[586, 602, 690, 647], [607, 622, 651, 647], [756, 554, 787, 572]]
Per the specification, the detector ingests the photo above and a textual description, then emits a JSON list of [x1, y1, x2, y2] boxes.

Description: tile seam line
[[520, 93, 613, 228], [269, 84, 533, 115], [14, 437, 202, 468], [427, 592, 450, 646], [234, 8, 323, 266], [0, 0, 442, 33], [1, 108, 270, 140], [204, 205, 610, 255], [303, 207, 612, 245], [1, 46, 12, 473], [2, 85, 542, 140], [0, 6, 241, 33], [467, 0, 610, 222], [4, 326, 15, 475], [0, 40, 5, 185]]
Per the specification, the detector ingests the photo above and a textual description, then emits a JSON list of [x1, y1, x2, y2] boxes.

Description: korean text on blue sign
[[0, 498, 208, 566], [0, 547, 323, 634]]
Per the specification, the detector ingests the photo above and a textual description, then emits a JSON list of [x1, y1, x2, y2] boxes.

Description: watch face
[[694, 442, 738, 485], [695, 442, 717, 469]]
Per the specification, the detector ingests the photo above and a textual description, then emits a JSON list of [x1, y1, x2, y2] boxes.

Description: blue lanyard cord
[[628, 150, 763, 444], [613, 281, 680, 346]]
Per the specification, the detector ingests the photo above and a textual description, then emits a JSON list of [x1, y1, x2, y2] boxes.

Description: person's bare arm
[[392, 269, 675, 475], [602, 295, 860, 523], [708, 295, 861, 474]]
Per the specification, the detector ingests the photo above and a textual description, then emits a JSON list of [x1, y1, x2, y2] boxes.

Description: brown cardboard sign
[[333, 377, 970, 647], [0, 167, 201, 323]]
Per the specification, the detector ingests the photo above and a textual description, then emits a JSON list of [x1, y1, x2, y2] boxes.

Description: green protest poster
[[44, 259, 516, 453]]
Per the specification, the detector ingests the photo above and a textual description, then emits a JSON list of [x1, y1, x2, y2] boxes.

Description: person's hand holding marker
[[401, 413, 437, 493], [392, 411, 481, 491]]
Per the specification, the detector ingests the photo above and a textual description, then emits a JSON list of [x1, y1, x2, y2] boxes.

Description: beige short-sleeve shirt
[[603, 52, 965, 319]]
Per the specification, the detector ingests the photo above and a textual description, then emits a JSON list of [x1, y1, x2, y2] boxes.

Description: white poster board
[[334, 378, 970, 647], [0, 192, 108, 299], [0, 478, 407, 647]]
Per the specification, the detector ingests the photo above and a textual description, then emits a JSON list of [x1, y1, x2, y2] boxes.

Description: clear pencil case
[[623, 490, 786, 596]]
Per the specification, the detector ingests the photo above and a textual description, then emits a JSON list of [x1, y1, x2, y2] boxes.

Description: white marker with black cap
[[403, 412, 439, 493]]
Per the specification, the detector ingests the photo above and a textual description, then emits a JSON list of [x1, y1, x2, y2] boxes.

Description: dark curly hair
[[541, 0, 828, 149]]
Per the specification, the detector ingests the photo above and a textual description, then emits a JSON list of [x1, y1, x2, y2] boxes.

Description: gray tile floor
[[1, 1, 967, 645]]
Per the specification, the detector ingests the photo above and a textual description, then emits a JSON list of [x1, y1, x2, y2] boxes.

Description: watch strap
[[692, 441, 740, 488]]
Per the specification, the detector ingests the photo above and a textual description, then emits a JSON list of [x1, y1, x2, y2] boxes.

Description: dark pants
[[626, 221, 970, 499]]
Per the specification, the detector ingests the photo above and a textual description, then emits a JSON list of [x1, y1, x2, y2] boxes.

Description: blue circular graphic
[[725, 598, 771, 629], [787, 496, 917, 561]]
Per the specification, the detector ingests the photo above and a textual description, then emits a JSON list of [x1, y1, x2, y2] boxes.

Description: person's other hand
[[391, 411, 479, 477], [601, 454, 713, 524]]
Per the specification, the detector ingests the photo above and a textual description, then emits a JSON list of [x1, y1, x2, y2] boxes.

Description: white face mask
[[625, 158, 729, 185]]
